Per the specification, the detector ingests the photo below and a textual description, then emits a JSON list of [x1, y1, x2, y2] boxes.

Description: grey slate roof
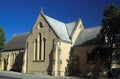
[[43, 14, 72, 42], [3, 32, 29, 51], [66, 22, 76, 37], [42, 13, 102, 46], [74, 26, 102, 46]]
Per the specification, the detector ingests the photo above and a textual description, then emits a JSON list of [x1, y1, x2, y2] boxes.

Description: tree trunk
[[108, 50, 113, 79]]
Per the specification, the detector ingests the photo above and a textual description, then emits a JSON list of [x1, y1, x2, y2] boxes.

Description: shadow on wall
[[47, 49, 54, 75], [65, 48, 96, 77], [10, 51, 24, 72], [66, 47, 107, 78], [3, 58, 8, 71], [65, 49, 74, 76]]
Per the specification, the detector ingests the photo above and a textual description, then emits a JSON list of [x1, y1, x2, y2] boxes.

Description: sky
[[0, 0, 120, 43]]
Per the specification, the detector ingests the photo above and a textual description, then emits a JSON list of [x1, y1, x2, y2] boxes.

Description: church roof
[[74, 26, 101, 46], [3, 11, 102, 52], [43, 14, 74, 42], [42, 13, 102, 46], [66, 22, 76, 38], [3, 32, 29, 51]]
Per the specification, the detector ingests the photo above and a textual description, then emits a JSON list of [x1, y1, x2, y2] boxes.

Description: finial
[[40, 7, 44, 14]]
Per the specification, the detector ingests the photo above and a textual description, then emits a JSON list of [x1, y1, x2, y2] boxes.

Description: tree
[[88, 3, 120, 79], [0, 26, 6, 51], [101, 3, 120, 79]]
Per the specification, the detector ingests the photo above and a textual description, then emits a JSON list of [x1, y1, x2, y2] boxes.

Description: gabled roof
[[42, 14, 72, 42], [74, 26, 101, 46], [3, 32, 29, 51]]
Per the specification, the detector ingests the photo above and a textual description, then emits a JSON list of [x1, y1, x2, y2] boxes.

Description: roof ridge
[[44, 14, 65, 25], [15, 32, 30, 36], [66, 21, 76, 25], [17, 32, 29, 34]]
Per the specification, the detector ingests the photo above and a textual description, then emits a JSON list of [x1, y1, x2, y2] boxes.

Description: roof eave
[[73, 44, 98, 47], [2, 48, 25, 52], [58, 39, 72, 44]]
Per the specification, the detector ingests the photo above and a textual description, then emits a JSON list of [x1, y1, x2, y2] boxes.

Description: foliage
[[88, 3, 120, 78], [101, 3, 120, 78], [102, 3, 120, 32], [0, 26, 6, 51]]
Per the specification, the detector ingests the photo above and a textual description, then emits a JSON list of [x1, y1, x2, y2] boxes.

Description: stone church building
[[0, 10, 107, 76], [23, 10, 84, 76]]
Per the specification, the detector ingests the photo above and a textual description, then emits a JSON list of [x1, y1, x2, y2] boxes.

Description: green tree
[[0, 26, 6, 51], [100, 3, 120, 79], [102, 3, 120, 34], [88, 3, 120, 78]]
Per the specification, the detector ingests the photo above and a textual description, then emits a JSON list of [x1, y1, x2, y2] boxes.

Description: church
[[1, 10, 103, 76]]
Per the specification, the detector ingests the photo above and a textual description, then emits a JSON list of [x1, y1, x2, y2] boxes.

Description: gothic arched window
[[39, 33, 42, 60], [34, 39, 37, 60]]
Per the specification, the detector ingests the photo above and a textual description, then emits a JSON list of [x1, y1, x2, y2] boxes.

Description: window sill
[[33, 60, 45, 62]]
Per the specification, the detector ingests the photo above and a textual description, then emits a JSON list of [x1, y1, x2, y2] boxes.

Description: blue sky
[[0, 0, 120, 43]]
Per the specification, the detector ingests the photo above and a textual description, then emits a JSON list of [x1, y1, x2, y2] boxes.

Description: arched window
[[33, 34, 46, 61], [43, 38, 46, 60], [41, 37, 46, 61], [39, 33, 42, 60], [34, 39, 37, 60]]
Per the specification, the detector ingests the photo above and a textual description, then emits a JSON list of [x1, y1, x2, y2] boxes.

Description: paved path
[[0, 75, 24, 79], [0, 71, 80, 79]]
